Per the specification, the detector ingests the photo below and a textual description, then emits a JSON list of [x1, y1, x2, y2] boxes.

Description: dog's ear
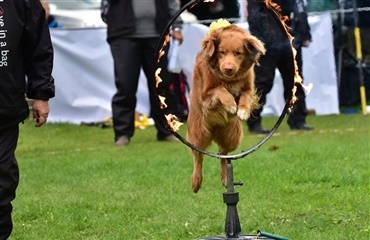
[[245, 36, 266, 65], [201, 33, 218, 57]]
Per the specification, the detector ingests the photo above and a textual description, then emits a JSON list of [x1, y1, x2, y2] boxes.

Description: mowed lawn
[[9, 113, 370, 240]]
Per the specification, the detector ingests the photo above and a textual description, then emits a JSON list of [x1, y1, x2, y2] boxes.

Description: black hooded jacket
[[106, 0, 177, 41], [0, 0, 55, 129]]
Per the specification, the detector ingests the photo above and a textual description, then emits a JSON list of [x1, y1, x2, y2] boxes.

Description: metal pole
[[352, 0, 368, 115], [223, 160, 242, 238]]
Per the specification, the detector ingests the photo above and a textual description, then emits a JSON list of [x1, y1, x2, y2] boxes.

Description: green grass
[[9, 113, 370, 240]]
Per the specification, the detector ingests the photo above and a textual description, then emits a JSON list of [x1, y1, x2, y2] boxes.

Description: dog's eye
[[219, 51, 226, 55], [235, 51, 243, 56]]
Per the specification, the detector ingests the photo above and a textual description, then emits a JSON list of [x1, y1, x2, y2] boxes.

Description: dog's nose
[[224, 68, 233, 73], [223, 65, 235, 76]]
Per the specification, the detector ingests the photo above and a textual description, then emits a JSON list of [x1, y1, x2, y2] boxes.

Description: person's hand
[[40, 0, 50, 20], [302, 40, 311, 48], [32, 99, 50, 127], [172, 29, 183, 44]]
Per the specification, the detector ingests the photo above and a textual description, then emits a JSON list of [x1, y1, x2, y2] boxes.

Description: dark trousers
[[247, 44, 308, 129], [109, 37, 175, 141], [0, 125, 19, 240]]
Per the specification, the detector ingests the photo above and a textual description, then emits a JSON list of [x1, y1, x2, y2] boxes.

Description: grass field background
[[9, 113, 370, 240]]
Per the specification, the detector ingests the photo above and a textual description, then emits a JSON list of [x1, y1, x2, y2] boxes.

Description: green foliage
[[10, 114, 370, 240]]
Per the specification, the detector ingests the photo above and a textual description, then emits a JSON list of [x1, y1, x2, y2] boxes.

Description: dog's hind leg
[[187, 112, 212, 193], [191, 151, 204, 193]]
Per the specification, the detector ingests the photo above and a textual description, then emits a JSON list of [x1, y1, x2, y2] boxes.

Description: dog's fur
[[187, 25, 265, 193]]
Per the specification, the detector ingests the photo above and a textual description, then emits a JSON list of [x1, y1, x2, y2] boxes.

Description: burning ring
[[153, 0, 295, 160]]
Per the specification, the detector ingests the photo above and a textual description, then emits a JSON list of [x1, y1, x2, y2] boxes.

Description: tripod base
[[198, 234, 274, 239]]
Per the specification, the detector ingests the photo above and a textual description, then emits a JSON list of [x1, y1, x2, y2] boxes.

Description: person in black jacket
[[246, 0, 313, 133], [105, 0, 183, 146], [0, 1, 55, 239]]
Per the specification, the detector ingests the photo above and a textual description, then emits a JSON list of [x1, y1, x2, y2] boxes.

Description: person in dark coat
[[0, 1, 55, 239], [105, 0, 184, 146], [246, 0, 313, 133]]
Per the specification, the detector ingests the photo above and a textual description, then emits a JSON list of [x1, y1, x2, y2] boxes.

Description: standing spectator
[[246, 0, 313, 133], [0, 1, 55, 239], [180, 0, 240, 24], [105, 0, 184, 146]]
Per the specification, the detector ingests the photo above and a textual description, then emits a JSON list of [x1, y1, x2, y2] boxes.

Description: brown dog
[[187, 24, 265, 193]]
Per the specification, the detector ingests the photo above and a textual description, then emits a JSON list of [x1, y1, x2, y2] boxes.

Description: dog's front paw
[[225, 102, 237, 114], [237, 108, 250, 120]]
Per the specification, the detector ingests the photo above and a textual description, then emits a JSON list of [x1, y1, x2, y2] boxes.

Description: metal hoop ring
[[153, 0, 295, 160]]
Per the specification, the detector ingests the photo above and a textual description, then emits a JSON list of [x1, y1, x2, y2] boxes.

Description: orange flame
[[155, 68, 162, 88], [155, 31, 184, 132], [165, 114, 184, 132], [158, 34, 171, 63], [158, 95, 167, 109]]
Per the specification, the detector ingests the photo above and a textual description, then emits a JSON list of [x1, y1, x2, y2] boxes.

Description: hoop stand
[[197, 160, 289, 240], [223, 160, 242, 238]]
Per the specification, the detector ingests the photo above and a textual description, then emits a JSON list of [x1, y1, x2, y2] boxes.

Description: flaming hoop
[[153, 0, 300, 160], [153, 1, 300, 239]]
